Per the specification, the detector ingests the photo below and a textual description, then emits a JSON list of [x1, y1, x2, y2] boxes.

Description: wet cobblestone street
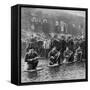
[[21, 58, 86, 83]]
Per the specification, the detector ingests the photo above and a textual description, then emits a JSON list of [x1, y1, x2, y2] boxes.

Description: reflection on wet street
[[21, 59, 85, 83]]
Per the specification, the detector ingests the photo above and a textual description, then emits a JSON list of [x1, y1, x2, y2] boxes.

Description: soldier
[[26, 42, 34, 52], [60, 36, 67, 62], [67, 36, 74, 52], [80, 38, 86, 59], [74, 46, 82, 62], [51, 39, 61, 51], [66, 36, 74, 62], [64, 47, 73, 63], [48, 47, 60, 65], [25, 49, 39, 70]]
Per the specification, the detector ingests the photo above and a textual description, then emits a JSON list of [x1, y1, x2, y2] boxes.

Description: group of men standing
[[25, 35, 86, 70], [48, 35, 85, 65]]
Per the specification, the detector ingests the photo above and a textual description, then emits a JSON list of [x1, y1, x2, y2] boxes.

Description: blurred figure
[[25, 49, 39, 70], [48, 47, 60, 65], [67, 36, 74, 52], [60, 35, 67, 62], [80, 38, 86, 59], [26, 42, 35, 52], [74, 46, 82, 62], [64, 47, 73, 63]]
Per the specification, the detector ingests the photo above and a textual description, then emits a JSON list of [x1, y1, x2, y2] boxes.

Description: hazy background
[[21, 8, 85, 41]]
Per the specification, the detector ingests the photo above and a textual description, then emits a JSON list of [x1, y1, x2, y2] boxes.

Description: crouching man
[[25, 49, 39, 70], [48, 47, 60, 65], [64, 47, 73, 63], [74, 46, 82, 62]]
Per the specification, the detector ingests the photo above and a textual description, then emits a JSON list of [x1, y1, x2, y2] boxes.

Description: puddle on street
[[21, 59, 85, 83]]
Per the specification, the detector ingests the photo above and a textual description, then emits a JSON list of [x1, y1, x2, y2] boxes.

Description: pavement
[[21, 58, 86, 83]]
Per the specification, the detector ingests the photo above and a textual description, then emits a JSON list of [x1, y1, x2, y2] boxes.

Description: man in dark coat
[[66, 37, 74, 62], [64, 47, 73, 63], [74, 46, 82, 62], [25, 49, 39, 70], [67, 37, 74, 52], [51, 39, 61, 51], [60, 36, 67, 63], [80, 39, 86, 59], [48, 47, 60, 65]]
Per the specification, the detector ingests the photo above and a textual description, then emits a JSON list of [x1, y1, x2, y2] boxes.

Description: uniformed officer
[[25, 49, 39, 70]]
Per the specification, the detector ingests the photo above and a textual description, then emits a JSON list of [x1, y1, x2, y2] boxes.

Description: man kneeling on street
[[48, 47, 60, 65], [25, 49, 39, 70]]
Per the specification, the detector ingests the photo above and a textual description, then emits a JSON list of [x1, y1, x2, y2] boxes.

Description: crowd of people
[[24, 34, 86, 70]]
